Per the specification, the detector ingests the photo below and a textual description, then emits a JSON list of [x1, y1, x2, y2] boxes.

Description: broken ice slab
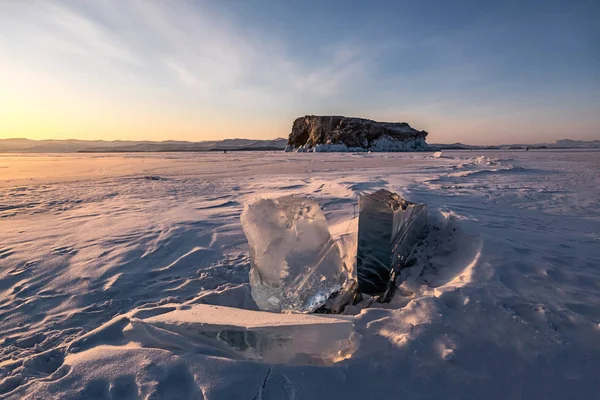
[[356, 189, 427, 295], [241, 196, 349, 313], [135, 304, 357, 365]]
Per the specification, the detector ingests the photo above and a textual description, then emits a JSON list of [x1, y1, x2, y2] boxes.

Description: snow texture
[[1, 150, 600, 399]]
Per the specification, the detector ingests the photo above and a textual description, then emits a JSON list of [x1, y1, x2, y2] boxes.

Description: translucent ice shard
[[131, 304, 357, 365], [241, 196, 349, 313], [356, 189, 427, 295]]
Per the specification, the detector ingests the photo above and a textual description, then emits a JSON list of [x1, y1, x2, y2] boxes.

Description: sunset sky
[[1, 0, 599, 144]]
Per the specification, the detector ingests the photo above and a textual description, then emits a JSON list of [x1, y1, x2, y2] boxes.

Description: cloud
[[2, 0, 371, 104], [3, 0, 366, 100], [45, 4, 142, 65], [4, 0, 595, 142]]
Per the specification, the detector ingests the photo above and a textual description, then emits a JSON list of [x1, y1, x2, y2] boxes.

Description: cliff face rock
[[286, 115, 429, 152]]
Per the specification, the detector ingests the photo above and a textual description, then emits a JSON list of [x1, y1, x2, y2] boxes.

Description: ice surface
[[131, 304, 357, 364], [3, 151, 600, 399], [356, 189, 428, 294], [241, 196, 349, 313]]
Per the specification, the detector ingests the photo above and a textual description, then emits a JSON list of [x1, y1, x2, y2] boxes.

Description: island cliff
[[286, 115, 429, 152]]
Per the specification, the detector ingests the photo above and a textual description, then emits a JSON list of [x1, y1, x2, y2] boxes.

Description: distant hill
[[0, 138, 288, 153], [429, 139, 600, 150], [553, 139, 600, 148], [1, 137, 598, 153]]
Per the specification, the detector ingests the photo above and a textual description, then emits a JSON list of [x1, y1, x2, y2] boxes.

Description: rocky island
[[285, 115, 429, 152]]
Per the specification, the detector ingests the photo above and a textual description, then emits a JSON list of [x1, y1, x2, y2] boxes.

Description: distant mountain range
[[0, 138, 288, 153], [0, 137, 598, 153], [429, 139, 600, 150]]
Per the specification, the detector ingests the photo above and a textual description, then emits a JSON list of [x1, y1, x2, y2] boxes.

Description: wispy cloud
[[43, 4, 142, 65], [2, 0, 371, 103]]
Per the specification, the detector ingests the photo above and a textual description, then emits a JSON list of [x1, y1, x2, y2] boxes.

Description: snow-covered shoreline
[[1, 151, 599, 399], [286, 136, 429, 152]]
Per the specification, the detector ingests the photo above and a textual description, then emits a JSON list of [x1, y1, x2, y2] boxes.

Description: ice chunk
[[356, 189, 427, 294], [135, 304, 357, 365], [241, 196, 349, 313]]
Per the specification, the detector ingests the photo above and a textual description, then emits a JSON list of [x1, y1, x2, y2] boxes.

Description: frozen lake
[[1, 150, 599, 399]]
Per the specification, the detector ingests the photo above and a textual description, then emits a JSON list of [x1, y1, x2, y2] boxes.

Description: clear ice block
[[134, 304, 357, 365], [241, 196, 349, 313], [356, 189, 427, 294]]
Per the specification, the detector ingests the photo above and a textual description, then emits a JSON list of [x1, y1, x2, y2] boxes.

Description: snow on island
[[285, 115, 429, 152]]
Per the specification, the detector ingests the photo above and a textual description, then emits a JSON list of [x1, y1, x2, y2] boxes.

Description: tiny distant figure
[[224, 149, 227, 154], [526, 147, 529, 151]]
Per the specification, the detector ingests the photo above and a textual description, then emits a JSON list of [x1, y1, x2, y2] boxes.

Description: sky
[[0, 0, 599, 145]]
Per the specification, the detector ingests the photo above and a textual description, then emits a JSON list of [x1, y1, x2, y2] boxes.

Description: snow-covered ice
[[1, 150, 600, 399], [241, 196, 348, 312]]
